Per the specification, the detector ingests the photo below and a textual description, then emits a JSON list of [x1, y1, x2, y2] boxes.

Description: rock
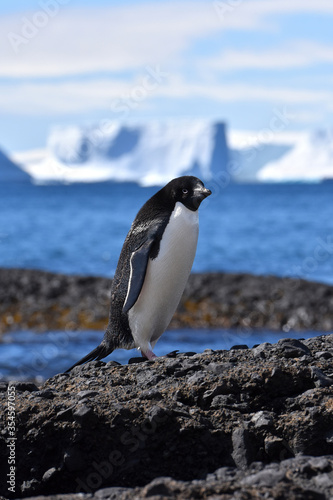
[[42, 467, 59, 482], [264, 436, 290, 460], [252, 342, 272, 358], [141, 477, 174, 496], [76, 390, 99, 400], [277, 338, 311, 358], [0, 334, 333, 499], [240, 467, 286, 487], [1, 268, 333, 334], [94, 487, 133, 499], [15, 457, 333, 499], [63, 447, 86, 472], [315, 351, 333, 360], [73, 404, 96, 423], [310, 367, 333, 388], [251, 411, 274, 429], [33, 389, 55, 399], [11, 382, 39, 392], [232, 426, 256, 469], [56, 407, 74, 421]]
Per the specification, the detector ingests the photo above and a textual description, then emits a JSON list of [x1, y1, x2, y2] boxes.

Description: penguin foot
[[141, 349, 157, 360]]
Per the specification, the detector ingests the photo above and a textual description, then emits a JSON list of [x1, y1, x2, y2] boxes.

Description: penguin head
[[165, 176, 211, 211]]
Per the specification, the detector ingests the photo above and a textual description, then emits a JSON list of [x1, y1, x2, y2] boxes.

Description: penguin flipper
[[123, 236, 155, 314], [64, 340, 114, 373]]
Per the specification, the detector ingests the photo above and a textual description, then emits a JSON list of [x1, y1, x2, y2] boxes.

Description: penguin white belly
[[128, 202, 199, 353]]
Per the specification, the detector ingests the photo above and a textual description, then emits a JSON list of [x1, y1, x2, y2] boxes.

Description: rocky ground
[[1, 334, 333, 499], [1, 268, 333, 335]]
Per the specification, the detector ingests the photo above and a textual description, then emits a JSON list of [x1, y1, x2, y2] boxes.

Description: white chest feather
[[128, 202, 199, 351]]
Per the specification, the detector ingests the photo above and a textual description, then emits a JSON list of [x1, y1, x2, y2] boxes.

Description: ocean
[[0, 180, 332, 380], [1, 181, 332, 283]]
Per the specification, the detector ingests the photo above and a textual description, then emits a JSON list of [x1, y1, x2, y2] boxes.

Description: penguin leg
[[141, 348, 157, 360]]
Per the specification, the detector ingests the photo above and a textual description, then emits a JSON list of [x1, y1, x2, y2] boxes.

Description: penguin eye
[[182, 188, 188, 195]]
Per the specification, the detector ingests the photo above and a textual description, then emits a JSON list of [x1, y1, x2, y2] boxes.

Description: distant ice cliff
[[14, 121, 229, 186], [258, 129, 333, 182], [7, 124, 333, 185]]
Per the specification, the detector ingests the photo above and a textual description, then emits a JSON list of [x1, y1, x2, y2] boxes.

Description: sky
[[0, 0, 333, 151]]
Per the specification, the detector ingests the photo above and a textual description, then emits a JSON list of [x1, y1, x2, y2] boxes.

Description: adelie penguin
[[66, 176, 211, 371]]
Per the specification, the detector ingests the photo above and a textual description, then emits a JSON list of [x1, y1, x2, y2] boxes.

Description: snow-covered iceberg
[[258, 129, 333, 182], [228, 130, 306, 182], [16, 121, 229, 186], [13, 124, 331, 185]]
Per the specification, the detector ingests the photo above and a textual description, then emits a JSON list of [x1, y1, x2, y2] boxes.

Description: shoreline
[[1, 267, 333, 336], [0, 267, 332, 498], [0, 333, 332, 498]]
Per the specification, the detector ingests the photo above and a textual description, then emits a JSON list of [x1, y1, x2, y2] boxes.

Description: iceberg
[[258, 129, 333, 182], [13, 124, 329, 185], [228, 130, 306, 182], [15, 121, 229, 186]]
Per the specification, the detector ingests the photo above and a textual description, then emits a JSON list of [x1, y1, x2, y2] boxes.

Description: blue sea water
[[0, 180, 332, 380], [1, 328, 329, 382], [0, 181, 332, 283]]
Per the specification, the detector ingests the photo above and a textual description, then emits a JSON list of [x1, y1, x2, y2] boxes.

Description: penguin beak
[[202, 187, 212, 198], [195, 186, 212, 201], [192, 185, 211, 209]]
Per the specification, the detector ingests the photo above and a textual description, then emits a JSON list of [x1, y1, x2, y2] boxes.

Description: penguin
[[66, 176, 211, 371]]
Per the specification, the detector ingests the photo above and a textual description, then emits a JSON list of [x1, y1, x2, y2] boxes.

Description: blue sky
[[1, 0, 333, 151]]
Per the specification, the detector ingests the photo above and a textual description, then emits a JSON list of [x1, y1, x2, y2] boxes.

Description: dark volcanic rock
[[11, 457, 333, 499], [0, 334, 332, 499], [1, 268, 333, 334]]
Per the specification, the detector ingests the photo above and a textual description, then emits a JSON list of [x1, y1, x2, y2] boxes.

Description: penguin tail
[[64, 341, 114, 373]]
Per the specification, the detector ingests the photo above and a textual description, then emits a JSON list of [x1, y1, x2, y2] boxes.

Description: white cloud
[[288, 110, 326, 124], [158, 75, 332, 104], [206, 41, 333, 71], [0, 3, 225, 78], [0, 76, 331, 115], [1, 0, 333, 122], [234, 0, 333, 17], [0, 79, 137, 114], [2, 0, 333, 79]]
